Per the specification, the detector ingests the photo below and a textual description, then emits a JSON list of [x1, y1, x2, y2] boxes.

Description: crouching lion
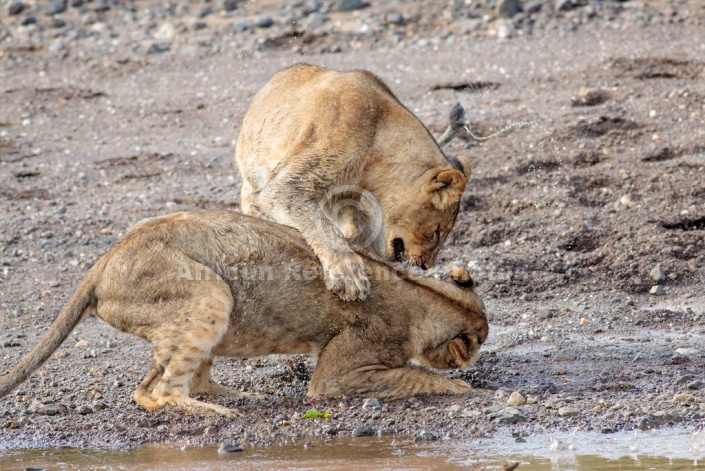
[[235, 64, 471, 302], [0, 211, 488, 417]]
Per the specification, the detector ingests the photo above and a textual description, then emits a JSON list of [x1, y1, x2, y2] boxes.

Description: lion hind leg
[[134, 270, 239, 416]]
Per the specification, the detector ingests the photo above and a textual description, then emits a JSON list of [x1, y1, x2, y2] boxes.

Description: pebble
[[351, 425, 375, 437], [496, 0, 521, 18], [556, 0, 575, 11], [460, 408, 482, 418], [147, 43, 171, 54], [334, 0, 368, 12], [651, 411, 675, 424], [221, 0, 238, 12], [637, 416, 657, 430], [650, 264, 667, 282], [362, 398, 381, 410], [324, 424, 338, 435], [506, 391, 527, 407], [254, 16, 274, 28], [557, 406, 580, 417], [44, 0, 66, 16], [217, 443, 243, 454], [76, 405, 94, 415], [92, 400, 108, 410], [8, 2, 25, 16], [37, 404, 62, 416], [48, 41, 67, 54], [414, 430, 439, 442], [493, 407, 526, 424], [675, 348, 700, 356], [649, 285, 665, 296], [553, 349, 578, 362], [687, 381, 704, 390]]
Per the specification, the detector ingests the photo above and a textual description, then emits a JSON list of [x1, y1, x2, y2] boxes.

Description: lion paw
[[323, 252, 370, 301]]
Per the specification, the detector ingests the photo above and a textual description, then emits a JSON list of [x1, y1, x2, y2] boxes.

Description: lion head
[[417, 266, 488, 370], [378, 155, 471, 269]]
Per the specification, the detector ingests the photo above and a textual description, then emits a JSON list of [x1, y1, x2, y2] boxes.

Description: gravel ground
[[1, 0, 704, 450]]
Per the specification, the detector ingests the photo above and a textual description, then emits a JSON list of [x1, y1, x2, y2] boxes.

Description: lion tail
[[0, 267, 101, 398]]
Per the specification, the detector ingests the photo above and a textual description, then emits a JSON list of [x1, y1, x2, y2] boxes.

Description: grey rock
[[649, 285, 665, 296], [305, 13, 328, 29], [9, 2, 26, 16], [557, 406, 580, 417], [147, 43, 171, 54], [76, 405, 94, 415], [37, 404, 62, 416], [553, 349, 578, 362], [193, 22, 208, 31], [524, 1, 544, 14], [687, 381, 705, 390], [351, 425, 375, 437], [497, 0, 522, 18], [414, 430, 439, 442], [254, 16, 274, 28], [385, 13, 404, 25], [92, 400, 108, 410], [224, 21, 249, 34], [304, 0, 323, 15], [218, 443, 243, 454], [494, 407, 527, 424], [44, 0, 66, 16], [48, 41, 67, 54], [221, 0, 238, 12], [324, 424, 338, 435], [21, 16, 36, 26], [650, 411, 675, 424], [92, 0, 110, 12], [334, 0, 368, 12], [638, 416, 657, 430], [556, 0, 575, 11], [199, 7, 214, 18], [51, 18, 66, 28], [675, 348, 700, 356], [70, 0, 83, 6], [362, 398, 382, 410], [650, 264, 667, 282]]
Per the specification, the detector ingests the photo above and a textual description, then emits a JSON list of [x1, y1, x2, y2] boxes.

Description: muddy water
[[2, 428, 704, 471]]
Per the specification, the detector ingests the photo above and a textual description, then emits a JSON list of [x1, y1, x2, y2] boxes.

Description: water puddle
[[2, 427, 704, 470]]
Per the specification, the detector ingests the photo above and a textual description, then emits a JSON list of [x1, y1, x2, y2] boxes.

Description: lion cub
[[0, 211, 487, 417], [236, 64, 471, 302]]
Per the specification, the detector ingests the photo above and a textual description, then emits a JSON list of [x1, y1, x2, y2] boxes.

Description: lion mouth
[[392, 238, 405, 263]]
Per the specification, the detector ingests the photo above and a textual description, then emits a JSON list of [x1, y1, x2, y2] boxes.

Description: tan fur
[[235, 64, 472, 301], [0, 211, 487, 416]]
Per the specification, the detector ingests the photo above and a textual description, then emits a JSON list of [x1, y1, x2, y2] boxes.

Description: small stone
[[637, 416, 657, 431], [496, 0, 521, 18], [553, 349, 578, 362], [524, 1, 543, 14], [651, 411, 675, 424], [92, 400, 108, 410], [51, 18, 66, 28], [192, 22, 207, 31], [650, 264, 667, 282], [48, 40, 67, 54], [557, 406, 580, 417], [74, 340, 89, 348], [673, 393, 700, 403], [37, 404, 62, 416], [649, 285, 665, 296], [44, 0, 66, 16], [460, 408, 482, 418], [76, 405, 94, 415], [254, 16, 274, 28], [147, 43, 171, 54], [22, 16, 37, 26], [494, 407, 526, 424], [9, 2, 26, 16], [675, 348, 700, 356], [415, 430, 439, 442], [217, 443, 243, 454], [497, 23, 516, 39], [334, 0, 368, 12], [199, 6, 214, 18], [221, 0, 238, 12], [351, 425, 375, 437], [506, 391, 527, 407], [385, 13, 404, 25], [324, 425, 338, 435], [556, 0, 574, 11], [362, 398, 382, 410], [687, 381, 704, 390]]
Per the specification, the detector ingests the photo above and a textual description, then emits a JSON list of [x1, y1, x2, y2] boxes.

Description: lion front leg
[[256, 176, 371, 302], [307, 331, 473, 400]]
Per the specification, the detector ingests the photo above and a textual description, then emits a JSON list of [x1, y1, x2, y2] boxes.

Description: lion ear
[[449, 155, 472, 180], [429, 169, 466, 210]]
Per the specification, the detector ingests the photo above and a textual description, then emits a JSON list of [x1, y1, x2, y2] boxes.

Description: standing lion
[[235, 64, 470, 301]]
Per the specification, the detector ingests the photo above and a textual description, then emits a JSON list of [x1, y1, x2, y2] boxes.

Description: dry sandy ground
[[1, 0, 704, 450]]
